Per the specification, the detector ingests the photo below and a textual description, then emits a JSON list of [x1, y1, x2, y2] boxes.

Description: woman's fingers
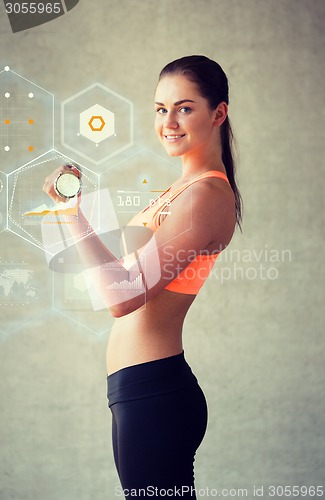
[[65, 164, 82, 178]]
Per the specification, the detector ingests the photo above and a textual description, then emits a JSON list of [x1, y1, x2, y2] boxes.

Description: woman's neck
[[180, 144, 226, 182]]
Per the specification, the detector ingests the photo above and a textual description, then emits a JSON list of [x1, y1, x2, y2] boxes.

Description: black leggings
[[106, 351, 208, 499]]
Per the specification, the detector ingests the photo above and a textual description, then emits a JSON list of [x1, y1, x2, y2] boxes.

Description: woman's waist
[[107, 350, 197, 407], [109, 302, 186, 339], [106, 324, 183, 376], [106, 295, 188, 374]]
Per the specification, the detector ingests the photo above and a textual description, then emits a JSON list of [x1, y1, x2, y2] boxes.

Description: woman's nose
[[163, 114, 178, 129]]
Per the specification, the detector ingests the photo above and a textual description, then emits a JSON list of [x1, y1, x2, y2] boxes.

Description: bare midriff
[[106, 289, 196, 375]]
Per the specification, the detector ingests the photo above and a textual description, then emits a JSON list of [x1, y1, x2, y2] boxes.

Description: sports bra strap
[[166, 170, 230, 204]]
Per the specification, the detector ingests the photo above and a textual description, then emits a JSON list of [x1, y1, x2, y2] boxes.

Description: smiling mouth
[[164, 134, 186, 140]]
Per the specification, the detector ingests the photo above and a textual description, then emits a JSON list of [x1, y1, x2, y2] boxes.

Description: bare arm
[[43, 167, 236, 317]]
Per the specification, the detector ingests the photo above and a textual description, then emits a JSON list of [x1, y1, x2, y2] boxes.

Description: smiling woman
[[154, 78, 227, 163], [43, 54, 243, 499]]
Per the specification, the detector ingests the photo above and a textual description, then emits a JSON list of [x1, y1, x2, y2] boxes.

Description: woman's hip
[[106, 350, 206, 408], [107, 350, 208, 453]]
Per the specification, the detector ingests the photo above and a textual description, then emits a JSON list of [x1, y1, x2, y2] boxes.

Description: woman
[[44, 55, 242, 498]]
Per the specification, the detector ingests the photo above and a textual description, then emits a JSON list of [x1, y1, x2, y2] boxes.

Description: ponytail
[[221, 116, 243, 232]]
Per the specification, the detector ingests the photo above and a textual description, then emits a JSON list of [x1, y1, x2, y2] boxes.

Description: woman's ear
[[213, 102, 228, 127]]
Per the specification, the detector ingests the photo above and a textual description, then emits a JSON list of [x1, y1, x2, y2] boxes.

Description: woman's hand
[[43, 164, 82, 204]]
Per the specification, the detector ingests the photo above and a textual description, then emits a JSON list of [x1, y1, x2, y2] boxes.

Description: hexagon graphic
[[80, 104, 115, 143], [61, 83, 133, 166], [0, 65, 54, 174], [7, 149, 100, 253], [88, 116, 105, 132]]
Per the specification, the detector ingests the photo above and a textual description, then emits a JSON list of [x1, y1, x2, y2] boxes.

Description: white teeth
[[165, 135, 184, 139]]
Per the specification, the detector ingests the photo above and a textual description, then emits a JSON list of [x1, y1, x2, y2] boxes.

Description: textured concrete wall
[[0, 1, 324, 499]]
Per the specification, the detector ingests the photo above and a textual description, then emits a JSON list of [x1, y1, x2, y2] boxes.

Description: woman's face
[[154, 74, 219, 158]]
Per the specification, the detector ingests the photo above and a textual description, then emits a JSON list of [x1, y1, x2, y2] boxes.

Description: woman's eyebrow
[[154, 99, 196, 106]]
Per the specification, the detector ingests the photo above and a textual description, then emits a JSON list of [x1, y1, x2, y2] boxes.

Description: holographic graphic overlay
[[0, 170, 7, 233], [84, 226, 162, 312], [41, 188, 119, 264], [41, 187, 161, 311], [8, 150, 99, 252], [61, 83, 133, 166], [101, 148, 180, 228], [0, 66, 54, 173], [52, 269, 113, 336], [0, 252, 53, 337], [80, 104, 115, 143]]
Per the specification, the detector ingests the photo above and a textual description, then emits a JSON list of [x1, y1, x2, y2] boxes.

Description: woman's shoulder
[[174, 175, 236, 245], [185, 173, 235, 210]]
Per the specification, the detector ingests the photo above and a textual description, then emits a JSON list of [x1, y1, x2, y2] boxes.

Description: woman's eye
[[156, 108, 167, 114], [179, 107, 191, 113]]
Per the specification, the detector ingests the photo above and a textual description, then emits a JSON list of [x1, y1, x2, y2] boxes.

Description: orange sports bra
[[128, 170, 231, 295]]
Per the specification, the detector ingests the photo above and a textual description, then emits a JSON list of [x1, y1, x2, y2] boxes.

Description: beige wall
[[0, 0, 324, 498]]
